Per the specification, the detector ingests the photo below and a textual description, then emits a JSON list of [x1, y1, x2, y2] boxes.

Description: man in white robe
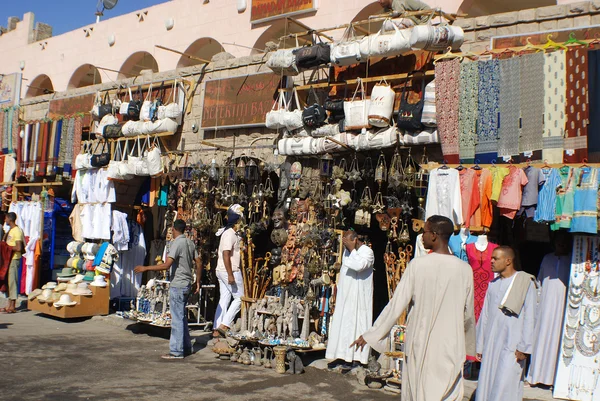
[[476, 246, 537, 401], [326, 230, 374, 365], [526, 232, 571, 387], [352, 215, 476, 401]]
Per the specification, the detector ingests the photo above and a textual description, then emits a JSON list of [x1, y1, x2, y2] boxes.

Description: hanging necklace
[[575, 325, 600, 358]]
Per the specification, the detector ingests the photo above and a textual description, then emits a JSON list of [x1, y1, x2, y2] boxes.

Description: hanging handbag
[[325, 86, 347, 123], [359, 21, 412, 59], [355, 122, 399, 151], [282, 88, 303, 131], [421, 79, 436, 127], [103, 124, 123, 139], [293, 37, 330, 70], [120, 88, 132, 116], [410, 24, 464, 52], [265, 89, 288, 129], [164, 80, 182, 120], [127, 136, 149, 176], [140, 83, 153, 122], [330, 25, 363, 66], [146, 136, 163, 177], [368, 80, 396, 127], [127, 86, 142, 120], [91, 92, 113, 121], [140, 118, 179, 135], [397, 77, 425, 133], [302, 87, 327, 128], [343, 79, 371, 131], [266, 47, 300, 76], [90, 140, 111, 168], [75, 142, 92, 170], [107, 141, 133, 181], [95, 113, 119, 136]]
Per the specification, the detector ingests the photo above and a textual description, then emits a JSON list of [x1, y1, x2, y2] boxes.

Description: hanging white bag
[[368, 80, 396, 127], [267, 48, 300, 76], [355, 123, 399, 151], [330, 25, 363, 66], [107, 141, 133, 181], [91, 92, 102, 121], [95, 114, 119, 136], [359, 21, 412, 59], [164, 80, 182, 120], [343, 79, 371, 131], [282, 88, 303, 131], [237, 0, 247, 13], [119, 88, 132, 116], [421, 79, 436, 127], [139, 83, 153, 122], [146, 136, 163, 177], [75, 143, 92, 170], [410, 24, 464, 52], [127, 136, 149, 176], [265, 90, 288, 129]]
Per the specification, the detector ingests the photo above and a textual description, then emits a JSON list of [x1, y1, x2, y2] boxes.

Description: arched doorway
[[177, 38, 224, 68], [118, 51, 159, 79], [67, 64, 102, 89], [25, 74, 54, 98], [251, 20, 313, 55], [352, 2, 386, 34]]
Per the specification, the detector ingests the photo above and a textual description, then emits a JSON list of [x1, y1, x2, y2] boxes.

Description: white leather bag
[[95, 114, 119, 136], [343, 79, 371, 131], [158, 80, 182, 120], [330, 25, 363, 66], [421, 79, 436, 127], [410, 24, 464, 52], [146, 136, 163, 176], [359, 22, 412, 59], [368, 81, 396, 127], [119, 88, 132, 115], [140, 118, 178, 135], [107, 141, 133, 181], [282, 89, 303, 131], [91, 92, 102, 121], [75, 143, 92, 170], [122, 120, 144, 137], [266, 48, 299, 76], [265, 91, 288, 129], [355, 124, 399, 151], [139, 83, 153, 122], [127, 136, 149, 176], [237, 0, 247, 13]]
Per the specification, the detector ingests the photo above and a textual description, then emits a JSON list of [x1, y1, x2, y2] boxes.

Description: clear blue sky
[[0, 0, 170, 36]]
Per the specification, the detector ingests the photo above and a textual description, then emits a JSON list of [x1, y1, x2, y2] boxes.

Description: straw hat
[[42, 282, 57, 290], [37, 289, 53, 303], [50, 292, 62, 304], [83, 271, 95, 282], [57, 267, 76, 278], [90, 275, 107, 287], [28, 289, 43, 301], [54, 294, 77, 307], [69, 274, 85, 284], [64, 283, 78, 294], [72, 283, 93, 296], [54, 283, 68, 292]]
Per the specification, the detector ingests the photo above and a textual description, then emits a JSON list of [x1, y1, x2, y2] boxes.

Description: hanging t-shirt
[[497, 167, 528, 219]]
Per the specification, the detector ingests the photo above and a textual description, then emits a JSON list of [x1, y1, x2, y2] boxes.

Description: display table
[[27, 284, 109, 319]]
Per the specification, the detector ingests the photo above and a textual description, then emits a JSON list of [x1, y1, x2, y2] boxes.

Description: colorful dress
[[459, 168, 480, 228], [466, 242, 498, 322], [570, 167, 599, 234], [470, 168, 493, 231], [534, 168, 561, 223], [449, 233, 477, 262], [497, 167, 528, 219], [551, 166, 576, 230]]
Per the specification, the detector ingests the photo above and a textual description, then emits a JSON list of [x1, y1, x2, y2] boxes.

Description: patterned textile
[[2, 109, 8, 154], [534, 168, 561, 223], [0, 110, 5, 152], [63, 118, 75, 178], [458, 62, 479, 162], [498, 58, 521, 158], [519, 53, 545, 154], [570, 167, 598, 234], [543, 51, 567, 164], [5, 108, 13, 154], [53, 119, 63, 176], [11, 107, 18, 155], [551, 166, 576, 231], [435, 58, 460, 163], [475, 59, 499, 163], [58, 119, 68, 169], [71, 117, 83, 178], [563, 48, 589, 163]]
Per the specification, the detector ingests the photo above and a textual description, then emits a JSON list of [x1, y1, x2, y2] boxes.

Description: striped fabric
[[11, 107, 18, 154], [53, 119, 63, 176], [58, 119, 68, 169], [421, 79, 436, 127]]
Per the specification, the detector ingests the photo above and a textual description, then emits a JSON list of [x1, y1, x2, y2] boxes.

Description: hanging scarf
[[53, 119, 63, 176], [475, 59, 500, 163], [58, 118, 68, 170], [2, 109, 9, 154], [11, 107, 18, 155], [63, 118, 75, 178], [0, 110, 5, 153], [38, 121, 49, 176], [519, 52, 545, 156]]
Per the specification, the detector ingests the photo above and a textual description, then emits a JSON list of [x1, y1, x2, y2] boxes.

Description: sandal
[[0, 308, 7, 313], [161, 353, 184, 360], [216, 327, 228, 337], [4, 309, 16, 314]]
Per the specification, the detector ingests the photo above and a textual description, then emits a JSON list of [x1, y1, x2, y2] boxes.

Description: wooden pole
[[155, 45, 211, 64]]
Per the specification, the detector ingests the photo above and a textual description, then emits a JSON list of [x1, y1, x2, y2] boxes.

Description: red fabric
[[0, 241, 14, 293], [466, 242, 499, 322]]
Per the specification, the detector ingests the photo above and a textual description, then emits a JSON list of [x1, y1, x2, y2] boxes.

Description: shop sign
[[201, 73, 282, 130], [48, 93, 96, 119], [0, 73, 22, 107], [251, 0, 317, 24]]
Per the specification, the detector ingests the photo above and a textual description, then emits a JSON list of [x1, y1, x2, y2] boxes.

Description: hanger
[[433, 47, 463, 65], [589, 33, 600, 48], [439, 159, 449, 169], [462, 50, 480, 61], [541, 34, 568, 51], [494, 47, 517, 59], [456, 159, 465, 171], [564, 32, 589, 48], [471, 159, 482, 171], [580, 158, 589, 168], [479, 45, 495, 58], [519, 37, 545, 55]]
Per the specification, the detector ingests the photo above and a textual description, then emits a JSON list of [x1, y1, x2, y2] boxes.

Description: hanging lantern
[[319, 153, 334, 178], [208, 159, 219, 181], [236, 157, 246, 180], [403, 148, 417, 188], [226, 159, 237, 182], [245, 158, 260, 181], [413, 158, 429, 220]]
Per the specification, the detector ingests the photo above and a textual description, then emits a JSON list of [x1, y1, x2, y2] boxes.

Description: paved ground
[[0, 305, 555, 401]]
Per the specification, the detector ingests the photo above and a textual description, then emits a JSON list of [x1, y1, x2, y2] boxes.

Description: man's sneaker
[[161, 353, 184, 360]]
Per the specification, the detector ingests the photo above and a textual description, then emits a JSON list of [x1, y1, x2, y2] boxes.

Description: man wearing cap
[[1, 212, 24, 314], [135, 219, 202, 360], [213, 204, 244, 338]]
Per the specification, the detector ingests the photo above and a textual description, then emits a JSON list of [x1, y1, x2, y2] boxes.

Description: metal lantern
[[245, 158, 260, 181], [320, 153, 334, 178], [226, 158, 237, 182], [236, 157, 246, 180], [413, 166, 429, 220], [403, 148, 417, 188]]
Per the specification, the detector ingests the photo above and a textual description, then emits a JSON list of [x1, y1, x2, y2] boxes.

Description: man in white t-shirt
[[213, 204, 244, 338]]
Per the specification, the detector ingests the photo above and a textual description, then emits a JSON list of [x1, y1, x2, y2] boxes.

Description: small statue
[[286, 349, 304, 374], [367, 355, 381, 374], [269, 247, 282, 268], [252, 347, 262, 366], [276, 316, 283, 337]]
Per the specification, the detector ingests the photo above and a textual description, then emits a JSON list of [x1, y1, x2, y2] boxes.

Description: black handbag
[[325, 85, 346, 123], [302, 88, 327, 128], [293, 39, 330, 70], [127, 86, 142, 120], [90, 140, 111, 168], [97, 93, 113, 121], [103, 124, 123, 139], [396, 77, 425, 132]]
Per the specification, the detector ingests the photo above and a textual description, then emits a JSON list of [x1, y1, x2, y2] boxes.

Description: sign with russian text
[[251, 0, 317, 24], [201, 73, 282, 129]]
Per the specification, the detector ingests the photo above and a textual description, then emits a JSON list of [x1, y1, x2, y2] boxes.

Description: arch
[[26, 74, 54, 98], [352, 2, 386, 34], [458, 0, 555, 17], [67, 64, 102, 90], [118, 51, 159, 79], [251, 20, 312, 55], [177, 38, 225, 69]]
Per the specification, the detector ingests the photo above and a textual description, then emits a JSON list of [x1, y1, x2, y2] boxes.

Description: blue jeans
[[169, 285, 192, 357]]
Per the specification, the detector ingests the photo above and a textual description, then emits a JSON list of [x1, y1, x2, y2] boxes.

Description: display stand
[[27, 283, 109, 318]]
